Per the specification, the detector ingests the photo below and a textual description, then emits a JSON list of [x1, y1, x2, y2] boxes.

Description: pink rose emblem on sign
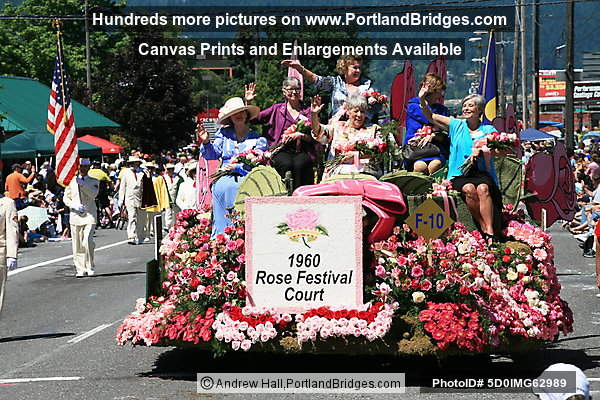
[[277, 208, 328, 248], [286, 208, 319, 230]]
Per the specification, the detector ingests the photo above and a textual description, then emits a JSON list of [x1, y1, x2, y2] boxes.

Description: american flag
[[47, 33, 79, 186]]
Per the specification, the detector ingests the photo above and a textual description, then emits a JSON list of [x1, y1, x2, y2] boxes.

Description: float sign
[[245, 196, 363, 313], [406, 198, 454, 240]]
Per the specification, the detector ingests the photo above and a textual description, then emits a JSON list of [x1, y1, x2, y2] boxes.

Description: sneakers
[[583, 250, 596, 258], [143, 237, 151, 243], [86, 270, 95, 277]]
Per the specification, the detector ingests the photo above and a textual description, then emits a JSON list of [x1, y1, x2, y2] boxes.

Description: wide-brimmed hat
[[144, 162, 158, 169], [128, 156, 143, 163], [218, 97, 259, 124], [165, 163, 175, 169]]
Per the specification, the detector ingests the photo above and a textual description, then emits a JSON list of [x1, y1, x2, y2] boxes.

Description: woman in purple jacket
[[246, 78, 319, 190]]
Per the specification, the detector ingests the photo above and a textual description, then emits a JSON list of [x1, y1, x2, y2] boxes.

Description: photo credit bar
[[196, 373, 406, 394]]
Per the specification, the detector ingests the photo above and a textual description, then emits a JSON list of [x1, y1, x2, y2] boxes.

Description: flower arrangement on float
[[117, 205, 573, 356]]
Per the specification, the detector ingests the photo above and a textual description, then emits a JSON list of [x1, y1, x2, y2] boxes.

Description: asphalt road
[[0, 225, 598, 400]]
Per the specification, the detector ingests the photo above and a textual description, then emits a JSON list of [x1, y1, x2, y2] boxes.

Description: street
[[0, 225, 598, 399]]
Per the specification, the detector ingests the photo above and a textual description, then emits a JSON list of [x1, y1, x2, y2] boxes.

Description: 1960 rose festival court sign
[[245, 196, 363, 313]]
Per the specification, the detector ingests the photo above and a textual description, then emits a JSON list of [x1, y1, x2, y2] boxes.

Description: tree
[[93, 31, 195, 153], [0, 0, 122, 104]]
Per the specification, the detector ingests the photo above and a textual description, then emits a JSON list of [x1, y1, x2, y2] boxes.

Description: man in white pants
[[163, 163, 183, 230], [63, 159, 99, 277], [0, 194, 19, 315], [119, 156, 146, 245]]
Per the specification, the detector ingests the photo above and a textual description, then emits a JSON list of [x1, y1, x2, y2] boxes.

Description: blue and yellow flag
[[478, 31, 497, 125]]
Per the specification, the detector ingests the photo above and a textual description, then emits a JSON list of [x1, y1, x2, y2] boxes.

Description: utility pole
[[512, 1, 520, 108], [498, 32, 505, 114], [84, 0, 92, 104], [565, 0, 575, 155], [520, 0, 528, 128], [532, 0, 540, 128]]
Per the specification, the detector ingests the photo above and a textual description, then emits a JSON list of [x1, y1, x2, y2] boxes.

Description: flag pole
[[53, 20, 68, 125]]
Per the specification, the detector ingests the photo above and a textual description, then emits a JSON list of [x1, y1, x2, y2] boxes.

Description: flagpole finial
[[52, 19, 62, 33]]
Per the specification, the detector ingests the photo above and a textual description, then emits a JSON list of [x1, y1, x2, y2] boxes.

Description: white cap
[[534, 363, 590, 400]]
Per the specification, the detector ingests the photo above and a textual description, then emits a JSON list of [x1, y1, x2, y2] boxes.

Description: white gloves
[[7, 258, 17, 271], [72, 204, 86, 214]]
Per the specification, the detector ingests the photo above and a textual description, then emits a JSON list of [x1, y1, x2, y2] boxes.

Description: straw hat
[[165, 163, 175, 169], [127, 156, 143, 163], [218, 97, 259, 124], [145, 161, 158, 169]]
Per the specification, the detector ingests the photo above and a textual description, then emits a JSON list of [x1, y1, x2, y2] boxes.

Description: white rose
[[516, 264, 528, 274], [412, 291, 426, 303], [506, 268, 518, 281]]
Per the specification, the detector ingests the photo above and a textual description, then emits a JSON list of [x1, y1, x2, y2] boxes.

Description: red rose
[[195, 251, 209, 263], [504, 248, 513, 255], [459, 286, 470, 295], [190, 277, 201, 289], [424, 267, 436, 277], [502, 255, 511, 263]]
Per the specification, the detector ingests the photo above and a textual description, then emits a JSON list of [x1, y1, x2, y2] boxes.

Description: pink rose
[[411, 266, 424, 279], [240, 340, 251, 351], [286, 208, 319, 230]]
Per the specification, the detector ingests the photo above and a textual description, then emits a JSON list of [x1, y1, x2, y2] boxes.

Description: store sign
[[539, 70, 565, 99], [574, 81, 600, 101], [245, 196, 363, 313]]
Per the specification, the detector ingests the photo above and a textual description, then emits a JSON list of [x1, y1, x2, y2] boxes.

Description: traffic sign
[[406, 198, 454, 240]]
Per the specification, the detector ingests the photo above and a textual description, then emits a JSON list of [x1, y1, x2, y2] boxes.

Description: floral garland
[[213, 305, 292, 351], [296, 302, 397, 343]]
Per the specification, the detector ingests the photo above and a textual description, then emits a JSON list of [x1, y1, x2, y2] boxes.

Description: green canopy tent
[[1, 132, 102, 159], [0, 76, 119, 159]]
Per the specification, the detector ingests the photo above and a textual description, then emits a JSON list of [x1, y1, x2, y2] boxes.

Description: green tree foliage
[[93, 31, 195, 153], [0, 0, 121, 104]]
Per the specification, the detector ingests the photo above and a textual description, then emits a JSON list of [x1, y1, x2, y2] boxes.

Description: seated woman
[[246, 78, 318, 190], [198, 97, 268, 236], [404, 73, 450, 175], [417, 85, 504, 241], [311, 94, 383, 178]]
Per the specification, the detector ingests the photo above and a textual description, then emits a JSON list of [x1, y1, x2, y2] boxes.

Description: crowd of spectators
[[562, 139, 600, 257], [3, 146, 199, 248]]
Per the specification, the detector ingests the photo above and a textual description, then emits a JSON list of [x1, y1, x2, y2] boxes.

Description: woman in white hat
[[197, 97, 268, 236]]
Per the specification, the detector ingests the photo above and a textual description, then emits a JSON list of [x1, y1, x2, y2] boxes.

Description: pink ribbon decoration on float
[[293, 180, 407, 243]]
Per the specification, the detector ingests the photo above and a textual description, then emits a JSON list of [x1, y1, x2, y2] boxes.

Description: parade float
[[116, 113, 576, 359]]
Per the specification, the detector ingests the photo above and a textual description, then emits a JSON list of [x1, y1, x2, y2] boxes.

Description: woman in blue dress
[[404, 74, 450, 175], [417, 85, 504, 242], [197, 97, 268, 236]]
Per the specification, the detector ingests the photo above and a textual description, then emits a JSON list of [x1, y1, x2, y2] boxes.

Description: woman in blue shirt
[[404, 74, 450, 174], [197, 97, 268, 236], [417, 86, 504, 242]]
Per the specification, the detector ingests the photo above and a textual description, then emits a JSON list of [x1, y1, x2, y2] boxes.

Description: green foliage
[[93, 28, 195, 152], [0, 0, 123, 104]]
